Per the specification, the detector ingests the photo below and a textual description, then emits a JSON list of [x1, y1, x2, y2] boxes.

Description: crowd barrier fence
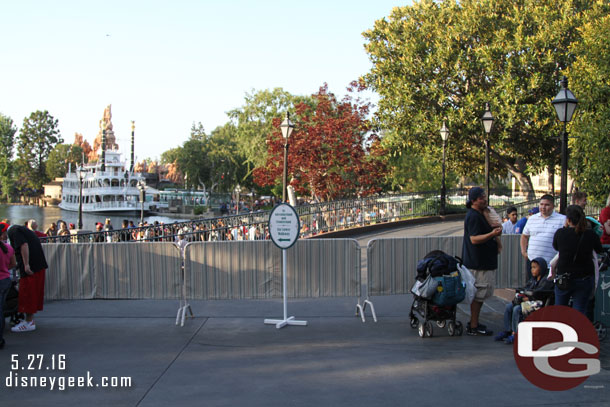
[[42, 242, 183, 300], [366, 234, 527, 297], [42, 236, 529, 323]]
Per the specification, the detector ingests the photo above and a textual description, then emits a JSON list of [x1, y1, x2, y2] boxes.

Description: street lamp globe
[[280, 112, 294, 140], [552, 76, 578, 123], [481, 102, 494, 134], [440, 121, 449, 142]]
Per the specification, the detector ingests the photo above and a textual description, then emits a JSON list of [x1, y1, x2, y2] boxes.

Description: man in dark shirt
[[7, 224, 49, 332], [462, 187, 502, 336]]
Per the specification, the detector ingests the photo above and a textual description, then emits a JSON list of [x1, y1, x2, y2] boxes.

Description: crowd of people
[[463, 187, 609, 343], [38, 199, 425, 244]]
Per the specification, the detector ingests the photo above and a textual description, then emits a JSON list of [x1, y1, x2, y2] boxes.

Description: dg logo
[[514, 305, 601, 391]]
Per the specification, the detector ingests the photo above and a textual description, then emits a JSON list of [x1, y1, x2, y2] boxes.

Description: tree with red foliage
[[253, 84, 386, 201]]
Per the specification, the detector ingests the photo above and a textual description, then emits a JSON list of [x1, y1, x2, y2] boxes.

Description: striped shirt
[[523, 211, 566, 263]]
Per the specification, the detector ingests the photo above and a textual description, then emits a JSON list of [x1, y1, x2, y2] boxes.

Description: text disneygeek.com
[[5, 371, 132, 390], [4, 354, 132, 391]]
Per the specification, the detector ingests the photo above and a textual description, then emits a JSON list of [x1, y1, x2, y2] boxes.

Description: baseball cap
[[528, 207, 540, 215]]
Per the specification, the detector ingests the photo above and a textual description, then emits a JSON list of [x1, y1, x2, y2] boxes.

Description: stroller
[[2, 277, 24, 327], [409, 251, 466, 337]]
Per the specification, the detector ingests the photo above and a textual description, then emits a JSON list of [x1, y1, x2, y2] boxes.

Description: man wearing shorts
[[7, 224, 49, 332], [520, 194, 565, 279], [462, 187, 502, 336]]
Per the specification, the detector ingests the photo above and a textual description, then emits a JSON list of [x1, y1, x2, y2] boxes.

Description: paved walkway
[[1, 221, 609, 406], [1, 296, 608, 406]]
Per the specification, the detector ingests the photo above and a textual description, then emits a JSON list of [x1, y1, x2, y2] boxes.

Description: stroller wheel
[[455, 321, 463, 336], [419, 321, 433, 337], [436, 320, 446, 329], [447, 321, 455, 336], [418, 321, 433, 337], [410, 316, 419, 329], [425, 321, 433, 337], [594, 322, 607, 341]]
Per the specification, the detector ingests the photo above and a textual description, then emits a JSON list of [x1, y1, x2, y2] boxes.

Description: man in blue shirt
[[514, 207, 539, 234], [462, 187, 502, 336]]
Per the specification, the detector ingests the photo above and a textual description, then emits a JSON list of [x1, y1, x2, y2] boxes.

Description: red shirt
[[600, 206, 610, 245]]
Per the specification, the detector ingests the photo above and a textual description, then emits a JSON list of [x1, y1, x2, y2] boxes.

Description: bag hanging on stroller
[[432, 272, 466, 306]]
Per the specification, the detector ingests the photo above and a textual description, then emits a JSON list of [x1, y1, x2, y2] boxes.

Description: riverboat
[[58, 150, 159, 213]]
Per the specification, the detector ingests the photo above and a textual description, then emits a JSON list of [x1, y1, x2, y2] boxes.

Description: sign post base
[[264, 316, 308, 329]]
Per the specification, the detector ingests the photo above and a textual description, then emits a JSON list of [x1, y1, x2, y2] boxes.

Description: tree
[[253, 84, 386, 201], [384, 134, 460, 192], [159, 123, 248, 192], [207, 123, 248, 193], [568, 12, 610, 204], [17, 110, 63, 192], [227, 88, 312, 178], [0, 113, 16, 201], [363, 0, 607, 198], [46, 144, 85, 180]]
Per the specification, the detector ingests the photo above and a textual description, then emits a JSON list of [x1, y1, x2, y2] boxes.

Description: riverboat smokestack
[[101, 121, 106, 172], [130, 121, 135, 172]]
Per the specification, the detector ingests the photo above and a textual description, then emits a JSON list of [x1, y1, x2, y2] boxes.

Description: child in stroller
[[409, 250, 466, 337], [495, 257, 554, 344]]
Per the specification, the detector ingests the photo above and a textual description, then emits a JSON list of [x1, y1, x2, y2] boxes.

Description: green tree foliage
[[363, 0, 606, 198], [227, 88, 312, 177], [160, 122, 247, 192], [46, 144, 85, 181], [0, 113, 17, 201], [17, 110, 63, 192], [569, 12, 610, 204], [179, 123, 210, 190], [385, 131, 460, 192], [207, 123, 248, 193]]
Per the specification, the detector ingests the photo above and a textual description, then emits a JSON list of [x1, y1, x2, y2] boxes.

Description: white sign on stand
[[264, 203, 307, 329]]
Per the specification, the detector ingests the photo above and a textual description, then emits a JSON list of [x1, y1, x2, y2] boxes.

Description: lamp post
[[137, 179, 146, 224], [440, 121, 449, 216], [481, 102, 495, 199], [552, 76, 578, 214], [234, 184, 241, 214], [280, 112, 295, 204], [77, 166, 85, 230]]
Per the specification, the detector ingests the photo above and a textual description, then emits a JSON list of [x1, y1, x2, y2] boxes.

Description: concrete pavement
[[1, 294, 608, 407]]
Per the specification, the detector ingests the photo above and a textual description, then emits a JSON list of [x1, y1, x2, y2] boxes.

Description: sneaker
[[467, 324, 493, 336], [494, 331, 511, 341], [467, 322, 488, 331], [11, 321, 36, 332], [504, 334, 514, 344]]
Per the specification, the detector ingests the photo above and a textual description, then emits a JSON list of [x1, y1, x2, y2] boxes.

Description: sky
[[1, 0, 407, 162]]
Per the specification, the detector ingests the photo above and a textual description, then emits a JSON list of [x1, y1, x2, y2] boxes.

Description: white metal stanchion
[[175, 248, 193, 327], [264, 249, 307, 329]]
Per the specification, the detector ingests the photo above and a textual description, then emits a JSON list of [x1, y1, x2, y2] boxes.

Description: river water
[[0, 205, 188, 231]]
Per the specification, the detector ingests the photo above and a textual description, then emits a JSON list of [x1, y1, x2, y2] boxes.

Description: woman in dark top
[[553, 205, 603, 314]]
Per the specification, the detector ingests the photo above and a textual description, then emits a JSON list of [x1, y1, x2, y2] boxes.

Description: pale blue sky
[[1, 0, 407, 161]]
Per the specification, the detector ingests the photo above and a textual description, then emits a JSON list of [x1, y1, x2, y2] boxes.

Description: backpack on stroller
[[409, 250, 465, 337]]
